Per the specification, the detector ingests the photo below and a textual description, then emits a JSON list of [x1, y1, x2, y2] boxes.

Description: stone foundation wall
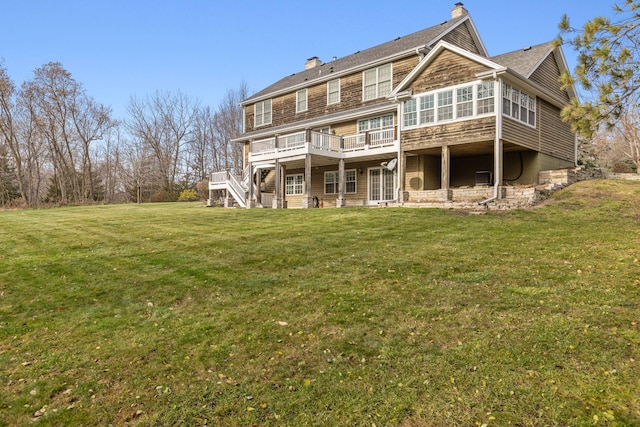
[[605, 172, 640, 180]]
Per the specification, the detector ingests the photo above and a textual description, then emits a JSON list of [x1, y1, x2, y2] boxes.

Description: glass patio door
[[368, 167, 395, 204]]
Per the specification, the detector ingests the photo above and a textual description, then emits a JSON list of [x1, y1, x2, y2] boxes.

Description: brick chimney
[[451, 2, 468, 19], [305, 56, 322, 70]]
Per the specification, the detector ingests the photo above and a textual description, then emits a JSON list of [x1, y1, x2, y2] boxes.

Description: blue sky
[[1, 0, 616, 120]]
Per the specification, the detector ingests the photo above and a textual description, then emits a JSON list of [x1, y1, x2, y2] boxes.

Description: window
[[477, 82, 495, 114], [511, 87, 519, 120], [420, 94, 435, 124], [325, 170, 357, 194], [403, 98, 417, 127], [254, 99, 272, 127], [520, 92, 528, 122], [345, 170, 357, 193], [296, 89, 307, 113], [502, 83, 511, 116], [327, 79, 340, 104], [325, 171, 338, 194], [528, 96, 536, 126], [285, 174, 303, 195], [363, 63, 392, 101], [358, 114, 394, 132], [402, 81, 497, 129], [456, 86, 473, 118], [502, 83, 536, 126], [437, 90, 453, 121]]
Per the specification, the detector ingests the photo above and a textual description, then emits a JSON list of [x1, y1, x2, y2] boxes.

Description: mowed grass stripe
[[0, 179, 639, 426]]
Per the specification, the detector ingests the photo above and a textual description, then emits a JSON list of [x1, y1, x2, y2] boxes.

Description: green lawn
[[1, 179, 639, 426]]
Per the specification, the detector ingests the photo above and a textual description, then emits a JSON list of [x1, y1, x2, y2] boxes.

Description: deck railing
[[210, 170, 230, 185], [310, 132, 341, 151], [343, 134, 367, 151], [370, 128, 395, 147], [251, 137, 276, 154], [280, 131, 306, 150], [251, 128, 396, 157]]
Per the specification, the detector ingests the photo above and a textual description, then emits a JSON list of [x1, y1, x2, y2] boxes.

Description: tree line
[[0, 61, 245, 208]]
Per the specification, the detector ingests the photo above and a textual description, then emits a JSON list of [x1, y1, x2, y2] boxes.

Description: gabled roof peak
[[490, 41, 555, 77]]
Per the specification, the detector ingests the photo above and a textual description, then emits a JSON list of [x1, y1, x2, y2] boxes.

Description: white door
[[368, 167, 395, 204]]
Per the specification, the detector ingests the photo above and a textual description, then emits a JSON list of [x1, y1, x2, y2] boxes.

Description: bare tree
[[189, 105, 216, 182], [70, 94, 115, 201], [0, 63, 22, 205], [94, 124, 129, 203], [212, 82, 248, 174], [0, 62, 48, 207], [18, 62, 114, 205], [588, 93, 640, 172], [126, 91, 198, 200]]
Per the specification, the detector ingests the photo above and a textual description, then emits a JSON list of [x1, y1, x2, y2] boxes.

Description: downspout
[[479, 74, 501, 205], [395, 102, 402, 203]]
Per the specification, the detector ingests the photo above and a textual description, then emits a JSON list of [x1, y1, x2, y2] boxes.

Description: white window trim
[[358, 114, 395, 133], [324, 169, 357, 195], [367, 167, 396, 204], [285, 174, 304, 196], [363, 63, 393, 102], [327, 78, 340, 105], [254, 99, 272, 127], [401, 80, 496, 130], [502, 82, 536, 128], [296, 89, 308, 113]]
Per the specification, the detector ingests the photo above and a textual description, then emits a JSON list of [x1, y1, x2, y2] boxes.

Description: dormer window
[[254, 99, 272, 127], [363, 63, 392, 101]]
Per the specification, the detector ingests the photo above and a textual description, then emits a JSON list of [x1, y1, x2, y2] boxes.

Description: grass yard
[[1, 179, 639, 426]]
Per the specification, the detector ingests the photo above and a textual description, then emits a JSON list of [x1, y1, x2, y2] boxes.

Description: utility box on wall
[[475, 171, 493, 186]]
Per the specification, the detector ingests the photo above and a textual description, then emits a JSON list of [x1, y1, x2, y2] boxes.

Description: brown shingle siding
[[441, 22, 483, 56], [539, 99, 574, 161], [410, 50, 488, 94], [244, 57, 418, 132], [529, 54, 570, 103], [402, 117, 496, 151], [502, 117, 538, 151]]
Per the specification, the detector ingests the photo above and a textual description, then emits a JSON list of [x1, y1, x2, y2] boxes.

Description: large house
[[209, 3, 577, 209]]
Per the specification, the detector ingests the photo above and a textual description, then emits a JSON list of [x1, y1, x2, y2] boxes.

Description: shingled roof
[[489, 42, 555, 78], [243, 15, 475, 104]]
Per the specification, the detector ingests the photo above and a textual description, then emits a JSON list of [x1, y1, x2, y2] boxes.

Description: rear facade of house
[[209, 3, 577, 209]]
